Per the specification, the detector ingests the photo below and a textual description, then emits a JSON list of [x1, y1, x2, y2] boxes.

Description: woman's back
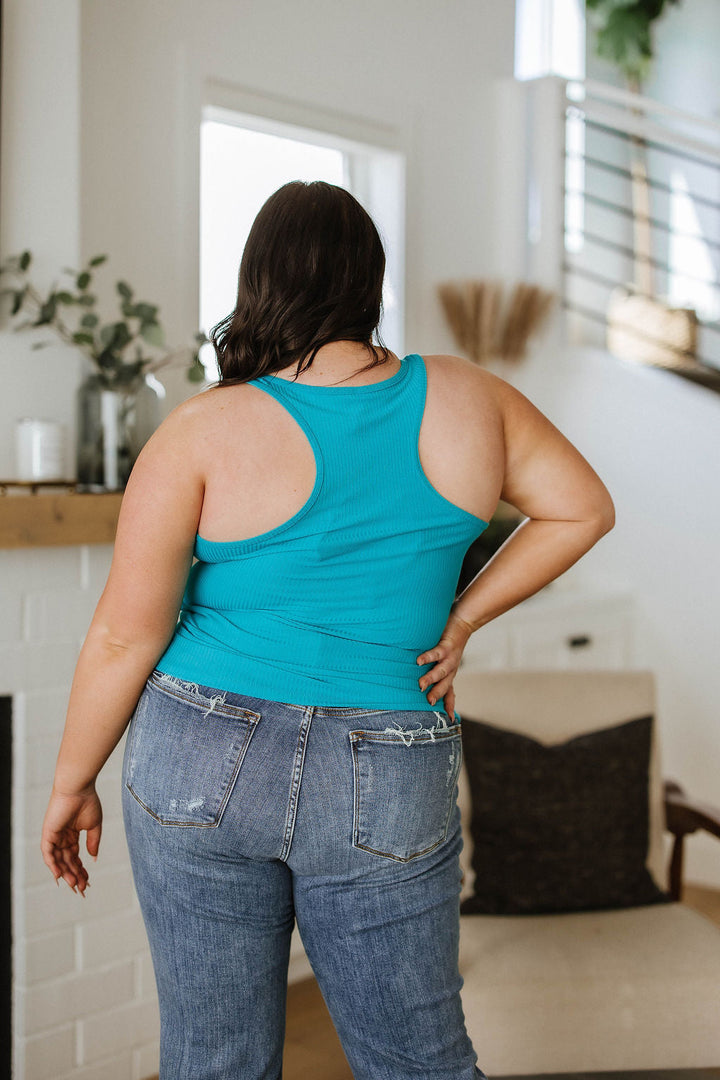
[[194, 350, 504, 544], [154, 352, 503, 710]]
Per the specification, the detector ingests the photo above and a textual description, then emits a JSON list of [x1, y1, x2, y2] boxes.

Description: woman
[[41, 180, 615, 1079]]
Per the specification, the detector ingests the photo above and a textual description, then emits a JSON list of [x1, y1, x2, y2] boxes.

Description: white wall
[[0, 0, 84, 482]]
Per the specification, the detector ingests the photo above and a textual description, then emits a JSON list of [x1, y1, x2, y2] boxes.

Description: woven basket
[[606, 287, 699, 372]]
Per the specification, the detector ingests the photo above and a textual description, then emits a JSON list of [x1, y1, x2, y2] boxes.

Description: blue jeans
[[121, 669, 487, 1080]]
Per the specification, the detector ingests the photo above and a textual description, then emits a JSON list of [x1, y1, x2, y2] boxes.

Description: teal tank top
[[154, 353, 489, 711]]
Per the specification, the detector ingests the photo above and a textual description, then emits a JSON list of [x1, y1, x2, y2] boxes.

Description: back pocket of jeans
[[124, 677, 261, 826], [349, 724, 463, 862]]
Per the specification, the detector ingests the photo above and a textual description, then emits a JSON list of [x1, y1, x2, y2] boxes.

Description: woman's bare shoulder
[[143, 384, 252, 465], [422, 353, 509, 408], [423, 352, 502, 385], [166, 381, 264, 430]]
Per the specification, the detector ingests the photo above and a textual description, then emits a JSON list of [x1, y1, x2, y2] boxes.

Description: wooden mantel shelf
[[0, 492, 123, 548]]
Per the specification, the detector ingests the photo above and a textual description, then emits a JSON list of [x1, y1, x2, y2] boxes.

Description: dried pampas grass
[[437, 279, 556, 365]]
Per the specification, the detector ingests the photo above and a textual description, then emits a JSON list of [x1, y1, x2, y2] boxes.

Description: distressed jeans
[[121, 669, 488, 1080]]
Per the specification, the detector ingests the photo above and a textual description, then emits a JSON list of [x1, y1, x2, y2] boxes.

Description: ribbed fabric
[[155, 353, 489, 710]]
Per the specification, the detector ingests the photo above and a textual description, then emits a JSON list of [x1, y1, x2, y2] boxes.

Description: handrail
[[572, 77, 720, 140], [549, 75, 720, 388], [566, 100, 720, 165]]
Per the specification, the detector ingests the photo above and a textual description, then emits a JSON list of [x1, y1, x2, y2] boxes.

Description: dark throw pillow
[[459, 714, 672, 915]]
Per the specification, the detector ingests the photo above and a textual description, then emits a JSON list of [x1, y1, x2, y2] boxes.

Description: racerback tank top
[[154, 353, 489, 711]]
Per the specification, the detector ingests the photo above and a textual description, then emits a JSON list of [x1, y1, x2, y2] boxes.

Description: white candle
[[15, 419, 66, 481]]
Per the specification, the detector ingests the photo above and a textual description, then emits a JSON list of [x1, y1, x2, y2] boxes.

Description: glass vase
[[75, 368, 165, 492]]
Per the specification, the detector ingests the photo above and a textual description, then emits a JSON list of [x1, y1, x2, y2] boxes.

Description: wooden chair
[[453, 668, 720, 1075]]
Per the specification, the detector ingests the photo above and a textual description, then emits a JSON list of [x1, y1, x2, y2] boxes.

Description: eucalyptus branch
[[0, 250, 209, 386]]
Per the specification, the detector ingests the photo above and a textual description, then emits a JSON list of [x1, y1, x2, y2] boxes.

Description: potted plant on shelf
[[0, 250, 209, 491]]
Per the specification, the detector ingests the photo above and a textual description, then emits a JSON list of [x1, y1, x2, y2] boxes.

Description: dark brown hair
[[206, 180, 391, 388]]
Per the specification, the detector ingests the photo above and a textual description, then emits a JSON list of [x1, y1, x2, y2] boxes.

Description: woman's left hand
[[41, 785, 103, 896], [416, 612, 475, 717]]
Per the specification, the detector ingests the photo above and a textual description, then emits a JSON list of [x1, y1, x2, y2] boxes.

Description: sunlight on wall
[[668, 168, 720, 322], [515, 0, 585, 82], [516, 0, 586, 256]]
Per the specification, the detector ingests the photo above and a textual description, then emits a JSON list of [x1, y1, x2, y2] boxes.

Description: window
[[515, 0, 585, 82], [199, 102, 404, 381]]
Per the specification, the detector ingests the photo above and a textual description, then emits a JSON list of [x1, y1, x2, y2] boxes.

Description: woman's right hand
[[416, 612, 475, 717], [40, 784, 103, 896]]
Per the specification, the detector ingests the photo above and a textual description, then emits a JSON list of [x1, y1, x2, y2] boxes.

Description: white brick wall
[[2, 545, 160, 1079]]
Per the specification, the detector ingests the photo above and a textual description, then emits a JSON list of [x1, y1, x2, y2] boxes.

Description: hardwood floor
[[145, 883, 720, 1080], [682, 881, 720, 925], [283, 974, 353, 1080]]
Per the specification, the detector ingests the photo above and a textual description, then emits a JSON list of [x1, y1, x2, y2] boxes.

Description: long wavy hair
[[207, 180, 392, 388]]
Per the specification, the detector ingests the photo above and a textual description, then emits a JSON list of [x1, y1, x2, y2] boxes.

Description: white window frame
[[199, 79, 406, 368]]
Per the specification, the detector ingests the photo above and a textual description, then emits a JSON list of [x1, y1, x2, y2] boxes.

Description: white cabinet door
[[509, 609, 632, 668], [458, 589, 634, 671]]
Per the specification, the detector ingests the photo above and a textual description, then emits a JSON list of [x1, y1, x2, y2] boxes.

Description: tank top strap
[[246, 352, 424, 448]]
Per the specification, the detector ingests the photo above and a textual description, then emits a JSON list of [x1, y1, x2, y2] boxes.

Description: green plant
[[585, 0, 682, 90], [0, 250, 209, 387]]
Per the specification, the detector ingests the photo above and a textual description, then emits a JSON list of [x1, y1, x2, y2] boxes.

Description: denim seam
[[279, 706, 313, 861]]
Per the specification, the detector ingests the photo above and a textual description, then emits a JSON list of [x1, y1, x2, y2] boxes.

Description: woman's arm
[[449, 371, 615, 632], [418, 370, 616, 710], [41, 396, 207, 893]]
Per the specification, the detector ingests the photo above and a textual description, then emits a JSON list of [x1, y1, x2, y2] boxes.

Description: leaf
[[80, 313, 99, 328], [117, 281, 133, 300], [113, 322, 132, 349], [11, 288, 28, 315], [140, 321, 165, 347], [37, 298, 57, 324], [30, 341, 51, 350], [76, 271, 91, 290], [72, 332, 95, 346], [78, 294, 96, 307], [187, 356, 207, 383], [88, 254, 108, 267], [55, 291, 75, 304], [587, 0, 681, 82], [19, 251, 32, 271], [97, 351, 121, 372]]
